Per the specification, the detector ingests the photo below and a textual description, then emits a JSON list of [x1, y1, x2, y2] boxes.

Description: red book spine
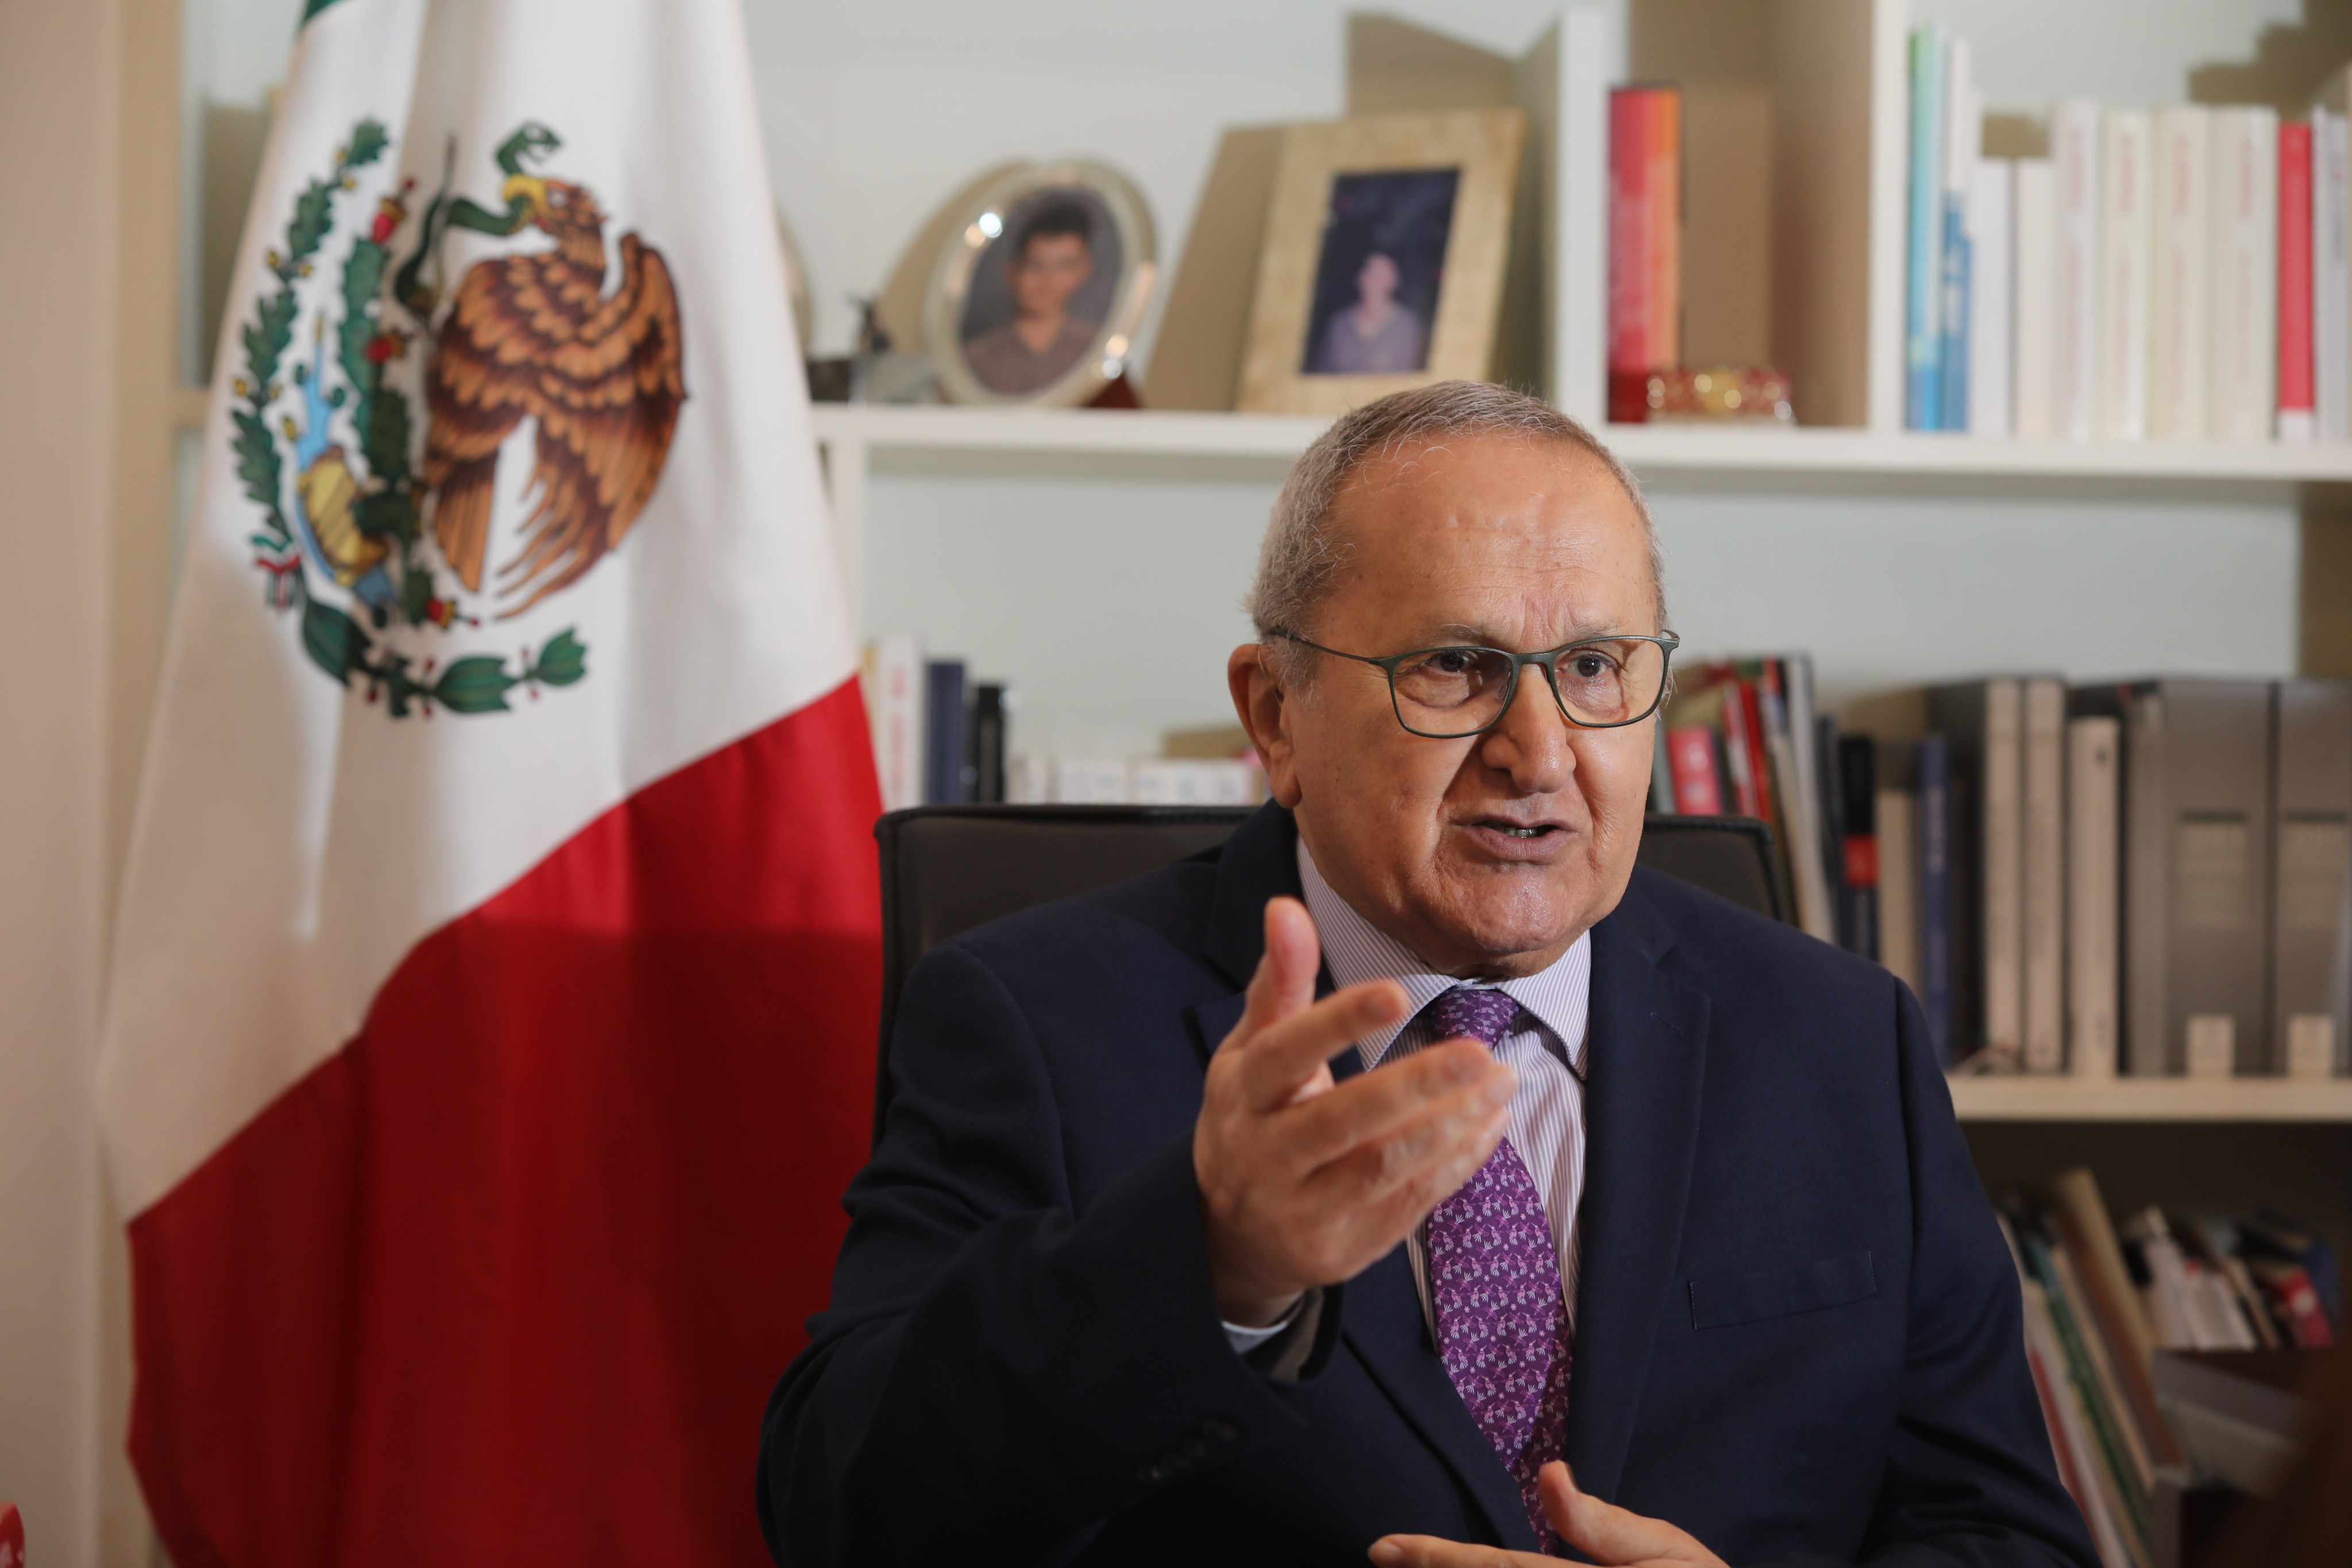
[[1667, 725, 1725, 814], [1735, 675, 1775, 826], [1609, 87, 1682, 422], [1713, 675, 1762, 818], [2281, 121, 2316, 431]]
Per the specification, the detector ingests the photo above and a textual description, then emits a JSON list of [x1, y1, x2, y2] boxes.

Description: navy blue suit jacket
[[759, 804, 2096, 1568]]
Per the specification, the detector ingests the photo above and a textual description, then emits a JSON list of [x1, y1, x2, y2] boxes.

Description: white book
[[2207, 107, 2278, 443], [1968, 159, 2014, 435], [1049, 757, 1133, 804], [1984, 679, 2024, 1063], [2022, 679, 2066, 1072], [2067, 715, 2121, 1079], [2012, 158, 2058, 438], [2148, 106, 2211, 441], [2319, 109, 2351, 443], [2098, 110, 2153, 441], [2052, 101, 2103, 441], [1133, 759, 1261, 806], [1877, 785, 1924, 1003], [862, 635, 925, 812]]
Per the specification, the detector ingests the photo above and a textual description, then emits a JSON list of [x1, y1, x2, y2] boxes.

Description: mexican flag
[[96, 1, 880, 1561]]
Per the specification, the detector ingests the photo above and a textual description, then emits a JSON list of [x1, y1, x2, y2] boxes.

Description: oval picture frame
[[926, 160, 1157, 408]]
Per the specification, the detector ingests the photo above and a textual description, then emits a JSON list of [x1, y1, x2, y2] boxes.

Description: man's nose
[[1476, 664, 1575, 791]]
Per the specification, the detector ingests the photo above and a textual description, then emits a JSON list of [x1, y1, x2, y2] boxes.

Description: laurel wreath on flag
[[230, 119, 589, 718]]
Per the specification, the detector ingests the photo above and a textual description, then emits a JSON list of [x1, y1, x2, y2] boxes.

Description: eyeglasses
[[1269, 629, 1680, 739]]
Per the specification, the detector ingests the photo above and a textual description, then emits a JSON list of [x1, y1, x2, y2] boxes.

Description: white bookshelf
[[1948, 1076, 2352, 1123]]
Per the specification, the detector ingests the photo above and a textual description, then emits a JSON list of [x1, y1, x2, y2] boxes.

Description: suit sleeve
[[1801, 980, 2103, 1568], [756, 939, 1328, 1566]]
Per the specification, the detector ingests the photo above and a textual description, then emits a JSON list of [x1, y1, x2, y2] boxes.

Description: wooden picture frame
[[925, 160, 1157, 409], [1237, 109, 1525, 416]]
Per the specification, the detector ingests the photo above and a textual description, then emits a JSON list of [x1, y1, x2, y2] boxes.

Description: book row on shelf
[[860, 638, 1264, 812], [1905, 28, 2348, 443], [1999, 1167, 2339, 1568], [1657, 663, 2352, 1080], [1900, 30, 2342, 444]]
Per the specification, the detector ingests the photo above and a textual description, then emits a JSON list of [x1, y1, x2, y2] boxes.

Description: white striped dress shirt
[[1296, 840, 1592, 1331]]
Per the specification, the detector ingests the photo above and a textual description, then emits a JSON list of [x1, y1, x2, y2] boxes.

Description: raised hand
[[1192, 896, 1516, 1327], [1368, 1462, 1731, 1568]]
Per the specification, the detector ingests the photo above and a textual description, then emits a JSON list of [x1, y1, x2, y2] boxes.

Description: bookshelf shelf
[[811, 405, 2352, 485], [1948, 1076, 2352, 1123]]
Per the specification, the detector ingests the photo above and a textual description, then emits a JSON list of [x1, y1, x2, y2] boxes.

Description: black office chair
[[869, 804, 1790, 1143]]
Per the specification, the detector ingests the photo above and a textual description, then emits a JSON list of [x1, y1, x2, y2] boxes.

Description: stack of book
[[1657, 669, 2352, 1079], [860, 636, 1011, 810], [1907, 29, 2349, 442], [1998, 1168, 2339, 1568]]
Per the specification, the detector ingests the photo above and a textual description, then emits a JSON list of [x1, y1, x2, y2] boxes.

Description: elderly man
[[759, 383, 2096, 1568]]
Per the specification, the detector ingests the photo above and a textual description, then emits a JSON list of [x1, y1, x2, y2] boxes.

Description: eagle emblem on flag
[[231, 119, 687, 717]]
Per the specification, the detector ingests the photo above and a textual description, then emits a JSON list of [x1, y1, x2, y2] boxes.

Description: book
[[2098, 110, 2153, 441], [2067, 716, 2122, 1079], [1816, 712, 1847, 940], [1916, 732, 1956, 1066], [2270, 679, 2352, 1077], [2146, 107, 2210, 441], [969, 682, 1008, 804], [2053, 100, 2104, 441], [2105, 680, 2274, 1076], [1967, 158, 2014, 435], [2048, 1166, 2187, 1472], [1938, 40, 1978, 431], [1877, 773, 1923, 1004], [1906, 26, 1949, 431], [2023, 678, 2066, 1072], [1837, 733, 1879, 960], [862, 635, 924, 812], [1133, 759, 1261, 805], [2317, 108, 2351, 442], [2013, 157, 2058, 439], [1928, 680, 2025, 1066], [2207, 107, 2278, 443], [2241, 1211, 2344, 1338], [1608, 87, 1682, 424], [2278, 119, 2316, 442], [1775, 655, 1840, 945], [1666, 724, 1727, 815], [923, 658, 968, 805]]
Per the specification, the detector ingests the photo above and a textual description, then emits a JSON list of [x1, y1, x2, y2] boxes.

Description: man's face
[[1231, 435, 1660, 978], [1010, 232, 1092, 319]]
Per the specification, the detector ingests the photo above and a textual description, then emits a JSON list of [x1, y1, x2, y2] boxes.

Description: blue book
[[923, 658, 967, 805], [1938, 199, 1971, 427], [1905, 26, 1946, 431], [1915, 732, 1954, 1067]]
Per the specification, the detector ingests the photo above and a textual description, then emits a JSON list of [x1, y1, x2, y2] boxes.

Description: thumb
[[1542, 1462, 1688, 1566], [1257, 895, 1321, 1018]]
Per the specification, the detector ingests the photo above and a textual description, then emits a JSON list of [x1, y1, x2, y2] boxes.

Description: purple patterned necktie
[[1422, 984, 1573, 1552]]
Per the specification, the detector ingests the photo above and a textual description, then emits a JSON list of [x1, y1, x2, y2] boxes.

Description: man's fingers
[[1280, 1042, 1509, 1168], [1232, 978, 1408, 1110], [1367, 1534, 1541, 1568], [1543, 1462, 1710, 1567], [1309, 1087, 1511, 1244]]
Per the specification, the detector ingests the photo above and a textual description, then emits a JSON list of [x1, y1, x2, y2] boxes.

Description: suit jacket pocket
[[1687, 1250, 1877, 1330]]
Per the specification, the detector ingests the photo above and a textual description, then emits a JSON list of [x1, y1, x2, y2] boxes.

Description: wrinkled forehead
[[1324, 436, 1658, 631]]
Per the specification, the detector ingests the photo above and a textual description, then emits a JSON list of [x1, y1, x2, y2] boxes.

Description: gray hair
[[1243, 381, 1665, 682]]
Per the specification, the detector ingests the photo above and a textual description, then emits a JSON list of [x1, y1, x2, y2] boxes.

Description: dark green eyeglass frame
[[1268, 628, 1682, 739]]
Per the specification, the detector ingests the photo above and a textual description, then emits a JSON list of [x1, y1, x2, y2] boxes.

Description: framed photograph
[[1237, 110, 1524, 416], [926, 160, 1157, 408]]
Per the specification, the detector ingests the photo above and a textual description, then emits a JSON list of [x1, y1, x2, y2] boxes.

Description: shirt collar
[[1293, 837, 1591, 1073]]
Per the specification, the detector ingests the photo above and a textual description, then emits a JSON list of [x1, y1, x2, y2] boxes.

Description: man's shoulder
[[1623, 862, 1901, 1013]]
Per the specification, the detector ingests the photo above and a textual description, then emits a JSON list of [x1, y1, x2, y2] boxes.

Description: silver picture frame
[[925, 160, 1158, 408]]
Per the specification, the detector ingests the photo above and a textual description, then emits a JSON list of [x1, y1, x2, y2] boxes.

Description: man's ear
[[1226, 644, 1303, 808]]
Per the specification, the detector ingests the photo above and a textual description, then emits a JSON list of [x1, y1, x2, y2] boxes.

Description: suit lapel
[[1340, 1248, 1538, 1550], [1564, 872, 1711, 1503]]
